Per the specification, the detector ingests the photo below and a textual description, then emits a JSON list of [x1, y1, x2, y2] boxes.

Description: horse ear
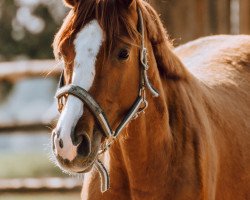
[[63, 0, 77, 8], [117, 0, 135, 8]]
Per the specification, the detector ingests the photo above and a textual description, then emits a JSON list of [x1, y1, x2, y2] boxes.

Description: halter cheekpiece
[[55, 8, 159, 193]]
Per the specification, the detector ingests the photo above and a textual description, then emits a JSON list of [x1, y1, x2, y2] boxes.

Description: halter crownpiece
[[138, 9, 159, 98], [55, 8, 159, 192]]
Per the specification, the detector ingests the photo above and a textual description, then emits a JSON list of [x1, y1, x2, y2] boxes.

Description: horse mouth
[[52, 128, 103, 174]]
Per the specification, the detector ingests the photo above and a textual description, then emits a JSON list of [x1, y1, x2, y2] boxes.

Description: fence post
[[149, 0, 231, 45], [214, 0, 231, 33], [240, 0, 250, 34]]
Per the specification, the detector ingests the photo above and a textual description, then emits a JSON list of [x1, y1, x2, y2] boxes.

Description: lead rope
[[94, 137, 114, 192], [94, 159, 110, 192]]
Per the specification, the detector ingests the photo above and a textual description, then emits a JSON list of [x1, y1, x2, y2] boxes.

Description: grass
[[0, 193, 80, 200], [0, 152, 65, 178]]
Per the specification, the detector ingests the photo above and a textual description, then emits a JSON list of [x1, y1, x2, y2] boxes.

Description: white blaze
[[54, 20, 104, 161]]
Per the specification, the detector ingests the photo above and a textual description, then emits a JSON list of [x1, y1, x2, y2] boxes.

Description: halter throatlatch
[[55, 8, 159, 193]]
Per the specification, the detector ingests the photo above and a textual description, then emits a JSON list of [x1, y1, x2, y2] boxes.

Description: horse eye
[[118, 49, 129, 60]]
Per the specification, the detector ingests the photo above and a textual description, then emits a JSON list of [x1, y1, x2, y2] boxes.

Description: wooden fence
[[0, 178, 81, 193], [0, 60, 60, 133], [149, 0, 249, 44], [0, 60, 60, 81], [0, 61, 83, 194], [240, 0, 250, 33]]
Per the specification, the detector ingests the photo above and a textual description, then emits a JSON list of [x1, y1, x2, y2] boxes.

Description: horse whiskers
[[44, 60, 64, 78], [45, 125, 54, 131], [48, 120, 58, 130], [46, 138, 86, 178]]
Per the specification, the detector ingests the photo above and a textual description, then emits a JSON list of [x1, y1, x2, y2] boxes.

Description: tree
[[0, 0, 67, 61]]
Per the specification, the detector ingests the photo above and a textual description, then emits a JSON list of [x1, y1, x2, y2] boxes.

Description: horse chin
[[53, 129, 103, 175]]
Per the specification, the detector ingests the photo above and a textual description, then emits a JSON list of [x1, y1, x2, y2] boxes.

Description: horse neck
[[109, 92, 172, 198], [106, 4, 214, 198], [108, 31, 212, 200]]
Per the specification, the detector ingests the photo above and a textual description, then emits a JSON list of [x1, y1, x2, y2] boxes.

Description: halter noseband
[[55, 8, 159, 192]]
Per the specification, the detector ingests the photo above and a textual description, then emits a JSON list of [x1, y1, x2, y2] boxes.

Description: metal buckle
[[98, 137, 115, 155], [133, 88, 148, 120], [133, 99, 148, 119]]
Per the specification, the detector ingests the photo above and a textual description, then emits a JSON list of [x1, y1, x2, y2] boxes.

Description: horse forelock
[[53, 0, 142, 60]]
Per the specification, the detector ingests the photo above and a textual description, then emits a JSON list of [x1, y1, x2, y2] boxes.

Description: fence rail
[[0, 60, 59, 133], [0, 178, 81, 193], [0, 60, 60, 81], [0, 124, 51, 134]]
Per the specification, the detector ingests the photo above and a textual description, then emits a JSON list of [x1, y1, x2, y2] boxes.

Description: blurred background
[[0, 0, 249, 199]]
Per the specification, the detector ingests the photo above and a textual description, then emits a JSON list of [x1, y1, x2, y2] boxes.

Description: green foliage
[[0, 0, 67, 61]]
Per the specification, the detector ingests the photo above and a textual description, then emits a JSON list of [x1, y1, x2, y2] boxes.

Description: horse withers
[[51, 0, 250, 199]]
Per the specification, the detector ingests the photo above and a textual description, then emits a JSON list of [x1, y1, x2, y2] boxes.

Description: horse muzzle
[[52, 128, 102, 174]]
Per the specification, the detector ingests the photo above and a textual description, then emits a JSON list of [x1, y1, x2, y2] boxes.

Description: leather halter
[[55, 8, 159, 192], [56, 9, 159, 139]]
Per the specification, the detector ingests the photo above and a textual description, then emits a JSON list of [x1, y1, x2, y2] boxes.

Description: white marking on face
[[54, 20, 104, 161]]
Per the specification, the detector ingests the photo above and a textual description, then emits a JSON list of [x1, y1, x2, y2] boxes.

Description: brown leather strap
[[56, 85, 113, 137], [56, 84, 145, 138]]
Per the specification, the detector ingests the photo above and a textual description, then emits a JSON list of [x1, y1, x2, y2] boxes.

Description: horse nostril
[[77, 133, 91, 157], [71, 130, 83, 146], [59, 139, 64, 148]]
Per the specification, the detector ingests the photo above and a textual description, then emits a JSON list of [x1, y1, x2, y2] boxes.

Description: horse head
[[51, 0, 159, 175]]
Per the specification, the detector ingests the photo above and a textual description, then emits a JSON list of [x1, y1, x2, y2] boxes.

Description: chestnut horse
[[51, 0, 250, 199]]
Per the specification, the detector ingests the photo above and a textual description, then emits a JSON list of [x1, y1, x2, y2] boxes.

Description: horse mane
[[140, 1, 188, 80], [53, 0, 187, 79]]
